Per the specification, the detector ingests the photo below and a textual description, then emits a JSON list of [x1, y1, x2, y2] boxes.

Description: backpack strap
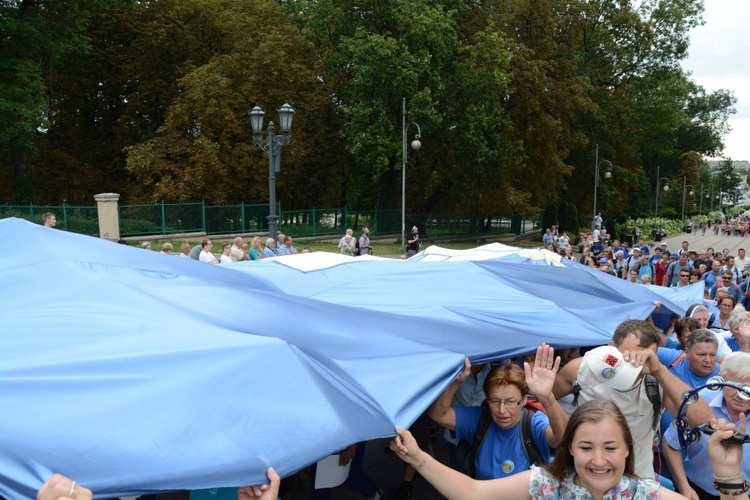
[[670, 352, 686, 368], [643, 375, 662, 434], [519, 407, 544, 467], [469, 406, 493, 478], [571, 381, 581, 407]]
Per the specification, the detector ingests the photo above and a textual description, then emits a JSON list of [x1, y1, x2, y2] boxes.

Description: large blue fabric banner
[[0, 219, 694, 498]]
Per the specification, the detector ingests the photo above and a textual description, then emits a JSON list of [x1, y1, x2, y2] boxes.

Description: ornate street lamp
[[681, 176, 695, 221], [654, 165, 670, 232], [249, 103, 295, 241], [402, 98, 422, 252], [592, 143, 613, 231]]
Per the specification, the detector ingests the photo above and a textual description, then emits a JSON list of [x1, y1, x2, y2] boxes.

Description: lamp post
[[249, 102, 295, 241], [401, 98, 422, 252], [654, 165, 670, 232], [592, 143, 613, 230], [681, 176, 695, 221]]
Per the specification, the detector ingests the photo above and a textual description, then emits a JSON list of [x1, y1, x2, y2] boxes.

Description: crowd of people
[[543, 219, 750, 312], [37, 315, 750, 500], [130, 234, 314, 264], [34, 214, 750, 499]]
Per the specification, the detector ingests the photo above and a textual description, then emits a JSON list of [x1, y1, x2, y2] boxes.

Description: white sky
[[682, 0, 750, 161]]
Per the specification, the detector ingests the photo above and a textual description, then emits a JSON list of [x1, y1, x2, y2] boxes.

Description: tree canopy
[[0, 0, 738, 227]]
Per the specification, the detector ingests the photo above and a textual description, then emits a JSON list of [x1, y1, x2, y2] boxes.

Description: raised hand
[[524, 343, 561, 399]]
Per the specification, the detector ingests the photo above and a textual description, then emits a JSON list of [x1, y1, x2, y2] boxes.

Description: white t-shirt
[[199, 250, 216, 263]]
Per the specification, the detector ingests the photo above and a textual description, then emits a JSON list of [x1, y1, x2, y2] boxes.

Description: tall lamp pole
[[681, 176, 695, 221], [654, 165, 670, 232], [401, 98, 422, 252], [249, 103, 295, 242], [711, 184, 714, 212], [592, 143, 613, 230]]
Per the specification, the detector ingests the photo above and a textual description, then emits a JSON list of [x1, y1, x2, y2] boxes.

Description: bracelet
[[714, 478, 749, 496], [411, 454, 427, 470]]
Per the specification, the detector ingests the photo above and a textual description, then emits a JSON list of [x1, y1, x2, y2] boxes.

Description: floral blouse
[[529, 466, 659, 499]]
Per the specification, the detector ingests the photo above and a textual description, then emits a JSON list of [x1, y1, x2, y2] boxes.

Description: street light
[[592, 143, 613, 231], [402, 98, 422, 252], [249, 102, 295, 241], [654, 165, 670, 233], [681, 176, 695, 221], [700, 184, 708, 214]]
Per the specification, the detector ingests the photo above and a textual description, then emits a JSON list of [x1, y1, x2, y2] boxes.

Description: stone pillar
[[94, 193, 120, 240]]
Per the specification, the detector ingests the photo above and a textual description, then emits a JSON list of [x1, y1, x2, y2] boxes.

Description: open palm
[[524, 344, 561, 399]]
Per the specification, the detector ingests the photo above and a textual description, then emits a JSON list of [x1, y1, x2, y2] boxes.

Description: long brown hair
[[545, 400, 635, 479]]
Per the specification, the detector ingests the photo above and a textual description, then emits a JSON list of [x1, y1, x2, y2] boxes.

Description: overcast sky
[[682, 0, 750, 161]]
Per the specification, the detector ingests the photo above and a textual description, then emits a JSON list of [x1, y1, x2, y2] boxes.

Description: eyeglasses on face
[[680, 274, 690, 277], [487, 398, 522, 409]]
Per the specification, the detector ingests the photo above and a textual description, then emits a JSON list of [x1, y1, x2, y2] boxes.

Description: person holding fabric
[[36, 405, 750, 500], [428, 345, 568, 480], [37, 474, 93, 500], [389, 400, 686, 499]]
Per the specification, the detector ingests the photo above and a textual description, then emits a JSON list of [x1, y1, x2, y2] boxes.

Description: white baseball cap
[[580, 346, 643, 391]]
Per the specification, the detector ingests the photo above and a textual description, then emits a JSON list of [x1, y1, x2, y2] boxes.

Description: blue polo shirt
[[454, 406, 552, 479], [726, 336, 744, 352], [656, 348, 720, 435], [657, 348, 720, 388]]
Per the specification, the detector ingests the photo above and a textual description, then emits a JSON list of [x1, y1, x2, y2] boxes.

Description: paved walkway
[[657, 227, 750, 257]]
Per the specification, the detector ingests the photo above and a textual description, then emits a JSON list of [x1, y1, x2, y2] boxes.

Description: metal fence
[[1, 201, 541, 239], [0, 204, 99, 234]]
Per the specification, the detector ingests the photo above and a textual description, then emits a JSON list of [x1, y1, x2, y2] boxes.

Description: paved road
[[659, 227, 750, 257]]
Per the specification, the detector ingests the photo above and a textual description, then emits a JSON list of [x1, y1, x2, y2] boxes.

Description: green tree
[[124, 0, 326, 204], [714, 159, 743, 205], [0, 0, 99, 202]]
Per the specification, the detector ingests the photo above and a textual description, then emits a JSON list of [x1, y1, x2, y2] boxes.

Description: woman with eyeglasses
[[427, 345, 568, 480], [712, 296, 738, 332]]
